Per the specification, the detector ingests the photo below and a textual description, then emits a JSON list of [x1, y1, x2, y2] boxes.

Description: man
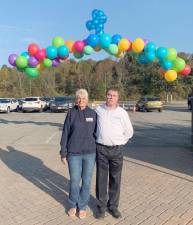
[[95, 88, 134, 219]]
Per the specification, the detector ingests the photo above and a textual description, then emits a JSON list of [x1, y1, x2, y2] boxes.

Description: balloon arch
[[8, 9, 191, 81]]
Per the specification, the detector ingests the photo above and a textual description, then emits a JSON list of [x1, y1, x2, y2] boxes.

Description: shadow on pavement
[[124, 122, 193, 178], [0, 146, 97, 213]]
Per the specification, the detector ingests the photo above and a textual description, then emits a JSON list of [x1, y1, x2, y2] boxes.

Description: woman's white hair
[[75, 89, 88, 100]]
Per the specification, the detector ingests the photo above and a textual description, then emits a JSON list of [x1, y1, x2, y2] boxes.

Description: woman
[[60, 89, 97, 219]]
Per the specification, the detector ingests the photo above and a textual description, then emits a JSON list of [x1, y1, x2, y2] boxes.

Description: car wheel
[[16, 106, 20, 112], [158, 108, 162, 112], [7, 107, 10, 113], [142, 106, 147, 112]]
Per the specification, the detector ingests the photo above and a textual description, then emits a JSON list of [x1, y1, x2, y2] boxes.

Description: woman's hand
[[61, 157, 67, 166]]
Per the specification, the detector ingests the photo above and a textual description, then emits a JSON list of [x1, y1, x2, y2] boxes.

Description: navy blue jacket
[[60, 105, 97, 158]]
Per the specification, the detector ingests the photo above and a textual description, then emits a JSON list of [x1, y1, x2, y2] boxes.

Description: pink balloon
[[35, 49, 46, 61], [73, 40, 85, 53]]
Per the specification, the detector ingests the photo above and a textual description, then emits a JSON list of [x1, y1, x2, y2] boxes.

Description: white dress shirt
[[96, 104, 134, 146]]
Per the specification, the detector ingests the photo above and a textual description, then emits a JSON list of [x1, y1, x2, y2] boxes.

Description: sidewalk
[[1, 144, 193, 225]]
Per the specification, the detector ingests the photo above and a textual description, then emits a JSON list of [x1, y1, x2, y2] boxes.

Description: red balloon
[[35, 49, 46, 61], [73, 40, 85, 53], [28, 43, 40, 56], [159, 67, 165, 75], [179, 64, 191, 76]]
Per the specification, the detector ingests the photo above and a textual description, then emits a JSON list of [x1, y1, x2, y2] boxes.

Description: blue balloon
[[86, 34, 99, 47], [137, 53, 148, 64], [99, 33, 111, 48], [96, 30, 104, 35], [111, 34, 122, 45], [57, 45, 69, 58], [156, 47, 168, 60], [92, 9, 98, 19], [161, 60, 173, 70], [144, 42, 156, 52], [145, 52, 156, 62], [99, 15, 107, 24], [46, 46, 57, 59], [96, 10, 104, 17], [21, 51, 30, 60], [86, 20, 93, 31], [93, 19, 99, 27]]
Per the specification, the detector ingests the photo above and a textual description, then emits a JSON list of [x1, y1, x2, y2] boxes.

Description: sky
[[1, 0, 193, 66]]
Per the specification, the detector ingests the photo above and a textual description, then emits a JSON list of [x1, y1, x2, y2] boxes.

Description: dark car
[[50, 96, 75, 112], [42, 97, 53, 109], [136, 96, 163, 112], [188, 94, 193, 110]]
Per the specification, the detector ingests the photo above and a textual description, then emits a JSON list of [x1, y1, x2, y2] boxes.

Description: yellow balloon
[[115, 51, 124, 58], [132, 38, 145, 53], [118, 38, 130, 51], [37, 63, 45, 71], [164, 70, 177, 82], [65, 40, 74, 53]]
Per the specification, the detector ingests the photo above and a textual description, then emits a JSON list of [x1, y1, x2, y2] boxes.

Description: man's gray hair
[[75, 89, 88, 100]]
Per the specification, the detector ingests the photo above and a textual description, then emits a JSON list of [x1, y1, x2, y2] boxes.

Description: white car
[[0, 98, 19, 113], [22, 97, 47, 112]]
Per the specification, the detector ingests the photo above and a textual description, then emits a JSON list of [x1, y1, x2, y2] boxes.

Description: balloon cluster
[[86, 9, 107, 35], [8, 9, 191, 81]]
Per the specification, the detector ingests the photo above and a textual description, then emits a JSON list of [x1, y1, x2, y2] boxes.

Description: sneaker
[[108, 208, 122, 219]]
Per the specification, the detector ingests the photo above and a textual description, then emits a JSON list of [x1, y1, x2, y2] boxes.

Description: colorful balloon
[[28, 43, 40, 56], [58, 45, 69, 58], [99, 33, 111, 48], [8, 54, 18, 66], [166, 48, 177, 61], [43, 58, 52, 67], [16, 56, 28, 69], [25, 67, 39, 78], [65, 40, 74, 53], [161, 60, 173, 70], [118, 38, 131, 52], [46, 46, 57, 59], [83, 45, 93, 55], [132, 38, 145, 53], [179, 64, 191, 76], [111, 34, 122, 45], [28, 56, 39, 67], [35, 49, 46, 61], [52, 36, 64, 47], [73, 41, 85, 53], [172, 57, 186, 72], [86, 34, 99, 47], [144, 42, 156, 52], [164, 70, 177, 82], [108, 44, 119, 55], [21, 52, 30, 60], [156, 47, 168, 60]]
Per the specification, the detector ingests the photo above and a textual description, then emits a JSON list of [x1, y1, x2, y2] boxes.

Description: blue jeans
[[67, 153, 96, 210]]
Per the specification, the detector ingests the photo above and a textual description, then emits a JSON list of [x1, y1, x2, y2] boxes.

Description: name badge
[[86, 117, 93, 122]]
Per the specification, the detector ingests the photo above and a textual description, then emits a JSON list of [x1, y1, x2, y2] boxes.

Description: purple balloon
[[8, 54, 18, 66], [144, 39, 149, 46], [52, 58, 60, 67], [28, 56, 39, 67]]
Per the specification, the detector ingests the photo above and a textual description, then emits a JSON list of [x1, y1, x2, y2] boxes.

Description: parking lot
[[1, 101, 193, 225]]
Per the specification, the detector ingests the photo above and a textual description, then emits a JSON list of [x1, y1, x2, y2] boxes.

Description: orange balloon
[[94, 45, 101, 52], [65, 40, 74, 53], [118, 38, 131, 52], [36, 63, 45, 71]]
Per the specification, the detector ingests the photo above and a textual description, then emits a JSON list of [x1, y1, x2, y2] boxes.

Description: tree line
[[0, 52, 193, 100]]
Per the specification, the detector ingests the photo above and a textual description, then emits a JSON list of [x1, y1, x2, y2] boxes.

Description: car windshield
[[25, 98, 38, 101], [147, 97, 160, 101], [0, 99, 10, 103]]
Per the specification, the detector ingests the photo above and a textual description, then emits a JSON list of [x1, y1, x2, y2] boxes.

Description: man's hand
[[61, 157, 67, 166]]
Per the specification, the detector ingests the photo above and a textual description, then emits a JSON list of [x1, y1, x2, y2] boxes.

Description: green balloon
[[108, 44, 119, 55], [166, 48, 177, 61], [83, 46, 93, 55], [16, 56, 28, 69], [25, 67, 39, 78], [52, 36, 64, 47], [172, 57, 185, 72], [43, 58, 52, 67], [73, 52, 84, 59]]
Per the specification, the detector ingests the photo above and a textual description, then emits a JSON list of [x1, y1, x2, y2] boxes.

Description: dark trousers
[[96, 144, 123, 211]]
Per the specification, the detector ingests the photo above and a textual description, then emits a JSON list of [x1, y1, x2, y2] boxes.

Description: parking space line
[[45, 132, 57, 144]]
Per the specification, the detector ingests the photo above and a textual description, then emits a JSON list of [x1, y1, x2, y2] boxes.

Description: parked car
[[50, 96, 75, 112], [0, 98, 19, 113], [42, 96, 53, 109], [187, 94, 193, 110], [22, 97, 47, 112], [135, 96, 163, 112]]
